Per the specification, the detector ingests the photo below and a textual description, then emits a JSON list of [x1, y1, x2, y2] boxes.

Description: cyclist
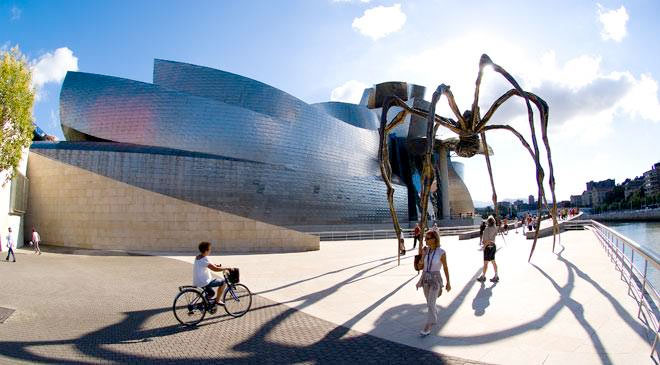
[[194, 241, 232, 305]]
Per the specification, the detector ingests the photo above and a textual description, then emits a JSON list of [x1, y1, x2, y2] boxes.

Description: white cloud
[[10, 6, 21, 21], [597, 4, 629, 42], [49, 109, 59, 130], [391, 34, 660, 133], [388, 33, 660, 201], [352, 4, 406, 40], [30, 47, 79, 100], [330, 80, 368, 103]]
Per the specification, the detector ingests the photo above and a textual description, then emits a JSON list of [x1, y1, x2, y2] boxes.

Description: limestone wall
[[25, 152, 319, 253]]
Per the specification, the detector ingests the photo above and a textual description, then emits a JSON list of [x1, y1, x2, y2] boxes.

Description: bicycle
[[172, 269, 252, 326]]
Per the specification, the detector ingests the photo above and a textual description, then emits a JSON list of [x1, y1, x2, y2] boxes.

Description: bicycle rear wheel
[[173, 289, 207, 326], [223, 283, 252, 317]]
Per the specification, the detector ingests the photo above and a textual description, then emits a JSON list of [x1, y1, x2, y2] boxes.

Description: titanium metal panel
[[311, 102, 379, 130], [60, 71, 380, 177], [32, 142, 409, 229]]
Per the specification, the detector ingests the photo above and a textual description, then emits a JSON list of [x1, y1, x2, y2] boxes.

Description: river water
[[604, 221, 660, 290]]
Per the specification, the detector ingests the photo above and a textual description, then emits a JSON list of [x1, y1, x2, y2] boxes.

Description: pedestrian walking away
[[415, 228, 451, 336], [5, 227, 16, 262], [477, 216, 499, 283], [32, 227, 41, 255], [412, 223, 421, 249]]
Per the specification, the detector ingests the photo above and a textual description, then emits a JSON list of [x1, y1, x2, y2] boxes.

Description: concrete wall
[[583, 208, 660, 222], [25, 153, 319, 253]]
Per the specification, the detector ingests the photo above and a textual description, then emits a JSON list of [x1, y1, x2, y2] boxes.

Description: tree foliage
[[0, 46, 34, 182]]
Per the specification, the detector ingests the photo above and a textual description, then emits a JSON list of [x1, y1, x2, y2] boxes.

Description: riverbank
[[583, 207, 660, 222]]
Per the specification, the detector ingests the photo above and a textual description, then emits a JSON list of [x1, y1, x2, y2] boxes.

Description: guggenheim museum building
[[25, 59, 474, 252]]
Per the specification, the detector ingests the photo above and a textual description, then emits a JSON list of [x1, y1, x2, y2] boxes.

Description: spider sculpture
[[379, 54, 558, 263]]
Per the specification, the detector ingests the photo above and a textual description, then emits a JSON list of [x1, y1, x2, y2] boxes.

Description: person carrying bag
[[415, 228, 451, 336]]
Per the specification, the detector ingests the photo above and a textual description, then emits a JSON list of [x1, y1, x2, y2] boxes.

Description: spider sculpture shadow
[[379, 54, 558, 263]]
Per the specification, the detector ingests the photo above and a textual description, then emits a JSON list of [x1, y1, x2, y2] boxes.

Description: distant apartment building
[[570, 195, 582, 206], [622, 177, 645, 199], [644, 162, 660, 197], [581, 190, 592, 207], [528, 195, 535, 205], [577, 179, 615, 207]]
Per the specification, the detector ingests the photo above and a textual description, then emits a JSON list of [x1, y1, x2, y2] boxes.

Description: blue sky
[[2, 0, 659, 203]]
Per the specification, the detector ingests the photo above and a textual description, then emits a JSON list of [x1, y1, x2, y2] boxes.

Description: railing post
[[638, 260, 648, 318], [629, 249, 634, 295], [651, 321, 659, 359]]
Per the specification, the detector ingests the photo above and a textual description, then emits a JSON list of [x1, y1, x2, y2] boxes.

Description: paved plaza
[[0, 227, 655, 364], [164, 228, 654, 364], [0, 247, 478, 364]]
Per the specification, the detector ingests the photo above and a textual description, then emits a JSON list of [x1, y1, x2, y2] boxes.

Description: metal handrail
[[307, 225, 479, 241], [575, 219, 660, 358], [587, 220, 660, 269]]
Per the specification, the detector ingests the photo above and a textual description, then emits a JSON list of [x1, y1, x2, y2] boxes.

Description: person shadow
[[471, 281, 497, 316]]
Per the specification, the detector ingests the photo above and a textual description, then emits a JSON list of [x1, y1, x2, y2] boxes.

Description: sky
[[2, 0, 660, 204]]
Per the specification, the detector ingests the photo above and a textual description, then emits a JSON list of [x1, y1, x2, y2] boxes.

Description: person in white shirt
[[32, 228, 41, 255], [194, 241, 232, 304], [5, 227, 16, 262], [415, 228, 451, 336]]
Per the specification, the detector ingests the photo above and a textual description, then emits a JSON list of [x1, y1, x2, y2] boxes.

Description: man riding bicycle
[[194, 241, 233, 305]]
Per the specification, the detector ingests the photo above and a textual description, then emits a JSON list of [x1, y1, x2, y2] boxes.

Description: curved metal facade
[[56, 60, 410, 230], [311, 102, 379, 130], [60, 71, 380, 178]]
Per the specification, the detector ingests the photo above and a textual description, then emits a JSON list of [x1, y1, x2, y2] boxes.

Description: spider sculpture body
[[379, 54, 558, 263]]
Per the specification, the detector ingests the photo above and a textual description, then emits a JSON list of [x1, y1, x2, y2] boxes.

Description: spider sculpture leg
[[378, 100, 409, 265], [480, 89, 559, 255], [378, 92, 460, 262], [477, 54, 550, 261], [417, 85, 449, 248], [480, 131, 499, 220]]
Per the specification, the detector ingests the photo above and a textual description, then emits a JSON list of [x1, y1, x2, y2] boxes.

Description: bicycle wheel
[[223, 283, 252, 317], [173, 289, 207, 326]]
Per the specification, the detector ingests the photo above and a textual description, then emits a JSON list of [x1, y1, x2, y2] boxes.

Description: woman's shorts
[[484, 244, 497, 261]]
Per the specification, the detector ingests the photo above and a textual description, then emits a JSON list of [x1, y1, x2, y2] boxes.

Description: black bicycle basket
[[227, 268, 240, 284]]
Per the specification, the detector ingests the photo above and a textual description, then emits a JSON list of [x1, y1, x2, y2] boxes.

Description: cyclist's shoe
[[490, 276, 500, 283], [216, 300, 225, 306], [476, 276, 486, 282]]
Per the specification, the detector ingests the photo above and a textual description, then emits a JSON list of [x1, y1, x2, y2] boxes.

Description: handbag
[[414, 253, 424, 271]]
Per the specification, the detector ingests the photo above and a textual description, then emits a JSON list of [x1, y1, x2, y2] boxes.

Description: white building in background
[[0, 148, 29, 251]]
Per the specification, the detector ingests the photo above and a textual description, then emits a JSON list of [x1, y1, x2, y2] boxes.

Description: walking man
[[5, 227, 16, 262], [32, 227, 41, 255]]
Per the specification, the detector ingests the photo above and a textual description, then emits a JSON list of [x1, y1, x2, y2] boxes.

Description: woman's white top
[[425, 247, 445, 272]]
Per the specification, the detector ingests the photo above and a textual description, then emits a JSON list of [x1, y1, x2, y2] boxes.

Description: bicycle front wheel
[[173, 289, 207, 326], [223, 283, 252, 317]]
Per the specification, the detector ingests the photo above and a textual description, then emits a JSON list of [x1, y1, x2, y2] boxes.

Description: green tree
[[0, 47, 34, 183]]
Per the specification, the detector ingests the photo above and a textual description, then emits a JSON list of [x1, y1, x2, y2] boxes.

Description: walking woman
[[416, 228, 451, 336], [478, 216, 499, 283]]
